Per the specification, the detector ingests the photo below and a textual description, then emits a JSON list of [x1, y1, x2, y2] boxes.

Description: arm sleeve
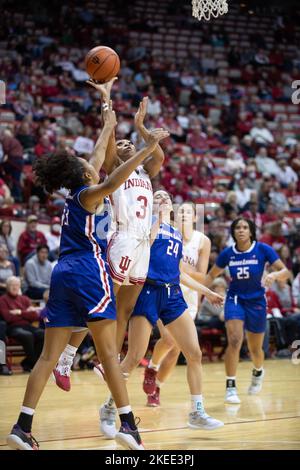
[[216, 248, 229, 269]]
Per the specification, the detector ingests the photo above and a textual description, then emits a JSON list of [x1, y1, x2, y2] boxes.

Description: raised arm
[[135, 97, 165, 178], [89, 100, 117, 174], [87, 78, 119, 174], [80, 129, 169, 212]]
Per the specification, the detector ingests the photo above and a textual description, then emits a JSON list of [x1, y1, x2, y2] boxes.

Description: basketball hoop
[[192, 0, 228, 21]]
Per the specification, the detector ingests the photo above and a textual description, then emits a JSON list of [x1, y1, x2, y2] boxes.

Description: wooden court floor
[[0, 359, 299, 450]]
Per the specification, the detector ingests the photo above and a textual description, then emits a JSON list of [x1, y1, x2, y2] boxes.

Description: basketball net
[[192, 0, 228, 21]]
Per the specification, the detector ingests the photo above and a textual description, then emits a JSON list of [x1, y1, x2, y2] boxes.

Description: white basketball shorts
[[107, 232, 150, 286]]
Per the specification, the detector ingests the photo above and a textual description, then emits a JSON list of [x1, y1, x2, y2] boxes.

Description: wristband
[[102, 103, 109, 111]]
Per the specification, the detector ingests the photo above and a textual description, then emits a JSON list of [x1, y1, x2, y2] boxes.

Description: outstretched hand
[[206, 291, 224, 308], [147, 128, 170, 146], [86, 77, 118, 102], [135, 96, 148, 129]]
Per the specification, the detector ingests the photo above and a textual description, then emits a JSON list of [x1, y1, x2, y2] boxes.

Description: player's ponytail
[[34, 152, 86, 193], [230, 217, 257, 243]]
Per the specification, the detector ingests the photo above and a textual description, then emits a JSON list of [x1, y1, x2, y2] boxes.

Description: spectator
[[255, 147, 280, 176], [224, 148, 246, 175], [250, 118, 274, 145], [270, 181, 290, 212], [0, 245, 15, 295], [17, 215, 47, 265], [260, 221, 287, 252], [234, 178, 254, 211], [0, 220, 19, 273], [45, 217, 61, 252], [278, 245, 293, 273], [292, 272, 300, 308], [242, 200, 263, 236], [34, 135, 55, 158], [261, 201, 279, 224], [0, 129, 24, 202], [0, 276, 44, 372], [277, 159, 298, 187], [147, 93, 162, 117], [24, 244, 52, 300], [0, 178, 13, 206]]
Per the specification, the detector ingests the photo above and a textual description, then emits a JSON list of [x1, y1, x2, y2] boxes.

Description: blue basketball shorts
[[44, 253, 116, 328], [224, 294, 267, 333], [132, 283, 188, 327]]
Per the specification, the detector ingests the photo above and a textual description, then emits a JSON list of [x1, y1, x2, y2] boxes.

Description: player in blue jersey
[[99, 190, 224, 437], [204, 217, 289, 404], [6, 100, 169, 451]]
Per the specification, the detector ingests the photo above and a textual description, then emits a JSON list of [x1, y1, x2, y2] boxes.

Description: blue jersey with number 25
[[216, 241, 279, 300]]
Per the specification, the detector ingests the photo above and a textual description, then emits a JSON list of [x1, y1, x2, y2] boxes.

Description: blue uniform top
[[59, 186, 111, 260], [216, 241, 279, 300], [147, 223, 183, 285]]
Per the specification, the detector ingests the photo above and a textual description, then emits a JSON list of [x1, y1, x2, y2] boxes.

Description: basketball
[[85, 46, 120, 83]]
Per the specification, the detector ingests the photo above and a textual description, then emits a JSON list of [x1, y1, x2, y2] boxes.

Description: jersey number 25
[[237, 266, 250, 279]]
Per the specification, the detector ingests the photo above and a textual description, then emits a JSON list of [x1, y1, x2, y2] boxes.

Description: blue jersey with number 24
[[147, 223, 183, 285]]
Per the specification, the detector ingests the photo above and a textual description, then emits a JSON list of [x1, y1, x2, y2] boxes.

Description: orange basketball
[[85, 46, 120, 83]]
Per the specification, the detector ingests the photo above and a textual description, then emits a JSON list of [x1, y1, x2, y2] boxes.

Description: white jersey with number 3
[[111, 166, 153, 239]]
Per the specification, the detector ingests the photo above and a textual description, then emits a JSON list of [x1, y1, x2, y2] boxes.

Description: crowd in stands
[[0, 0, 300, 374]]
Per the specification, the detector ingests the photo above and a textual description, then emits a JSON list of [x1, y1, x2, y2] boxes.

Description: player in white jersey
[[103, 95, 165, 354], [143, 202, 212, 407]]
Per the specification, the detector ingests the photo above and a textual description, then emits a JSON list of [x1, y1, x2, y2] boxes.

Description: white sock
[[253, 367, 263, 372], [64, 344, 77, 357], [156, 379, 163, 389], [148, 359, 160, 371], [58, 344, 77, 366], [117, 405, 132, 415], [191, 394, 204, 413], [105, 394, 115, 408], [21, 406, 35, 416]]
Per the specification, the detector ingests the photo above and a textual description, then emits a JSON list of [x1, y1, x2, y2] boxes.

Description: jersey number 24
[[167, 240, 179, 257]]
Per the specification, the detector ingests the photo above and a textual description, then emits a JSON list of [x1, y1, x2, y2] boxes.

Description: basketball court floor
[[1, 359, 299, 450]]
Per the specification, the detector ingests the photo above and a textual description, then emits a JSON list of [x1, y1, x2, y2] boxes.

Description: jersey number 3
[[136, 196, 148, 219], [237, 266, 250, 279]]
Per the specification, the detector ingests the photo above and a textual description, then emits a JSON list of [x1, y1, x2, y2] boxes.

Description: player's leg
[[53, 328, 88, 391], [244, 297, 267, 395], [100, 315, 153, 439], [7, 327, 73, 450], [143, 320, 180, 400], [116, 283, 144, 353], [166, 311, 223, 430], [246, 331, 265, 394], [88, 318, 143, 450], [121, 316, 153, 373], [224, 319, 244, 404]]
